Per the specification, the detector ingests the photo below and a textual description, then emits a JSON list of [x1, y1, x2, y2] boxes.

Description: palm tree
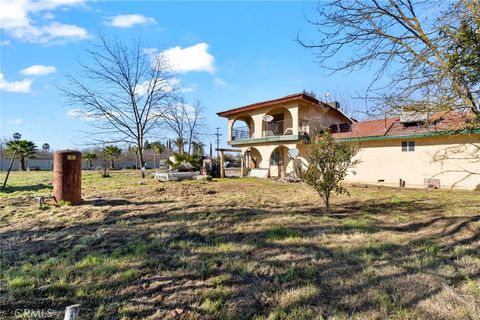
[[103, 145, 121, 169], [174, 137, 186, 154], [83, 151, 97, 169], [6, 140, 37, 171], [13, 133, 21, 141], [150, 141, 164, 155], [42, 143, 50, 152]]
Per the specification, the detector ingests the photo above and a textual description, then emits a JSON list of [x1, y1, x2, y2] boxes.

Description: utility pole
[[214, 127, 222, 160], [214, 127, 223, 178]]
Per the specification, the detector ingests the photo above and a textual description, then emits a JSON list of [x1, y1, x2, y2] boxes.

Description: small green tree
[[6, 140, 37, 171], [83, 151, 98, 169], [103, 145, 121, 169], [304, 132, 358, 210]]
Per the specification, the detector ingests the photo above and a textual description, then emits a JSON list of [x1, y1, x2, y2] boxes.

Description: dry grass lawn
[[0, 170, 479, 319]]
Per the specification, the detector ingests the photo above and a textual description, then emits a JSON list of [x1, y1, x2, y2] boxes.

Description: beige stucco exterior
[[344, 134, 480, 190], [220, 96, 480, 190], [225, 100, 347, 178]]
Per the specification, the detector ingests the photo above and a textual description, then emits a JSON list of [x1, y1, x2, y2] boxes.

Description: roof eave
[[216, 94, 319, 118], [335, 129, 480, 142]]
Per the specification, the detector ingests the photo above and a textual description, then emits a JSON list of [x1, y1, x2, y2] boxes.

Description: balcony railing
[[262, 119, 294, 137], [230, 120, 310, 142], [232, 126, 252, 141]]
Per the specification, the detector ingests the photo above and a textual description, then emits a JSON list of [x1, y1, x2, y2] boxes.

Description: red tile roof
[[217, 93, 352, 123], [331, 118, 399, 139], [332, 112, 478, 140]]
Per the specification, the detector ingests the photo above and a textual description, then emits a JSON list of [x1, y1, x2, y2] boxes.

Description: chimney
[[327, 101, 340, 109]]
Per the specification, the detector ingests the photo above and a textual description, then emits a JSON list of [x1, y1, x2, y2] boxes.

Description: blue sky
[[0, 0, 372, 150]]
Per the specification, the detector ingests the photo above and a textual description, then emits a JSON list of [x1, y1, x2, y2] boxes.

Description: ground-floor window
[[401, 141, 415, 152]]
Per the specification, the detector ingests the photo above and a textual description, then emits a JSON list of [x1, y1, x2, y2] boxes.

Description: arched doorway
[[263, 107, 293, 137], [245, 147, 262, 169], [269, 145, 289, 177], [232, 115, 254, 141]]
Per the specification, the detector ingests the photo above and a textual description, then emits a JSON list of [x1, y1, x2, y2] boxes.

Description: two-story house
[[218, 92, 480, 190], [217, 93, 352, 177]]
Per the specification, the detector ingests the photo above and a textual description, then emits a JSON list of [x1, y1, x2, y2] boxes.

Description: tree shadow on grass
[[1, 195, 479, 319], [0, 183, 52, 194]]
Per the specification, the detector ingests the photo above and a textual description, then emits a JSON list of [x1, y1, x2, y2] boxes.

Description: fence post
[[64, 304, 80, 320]]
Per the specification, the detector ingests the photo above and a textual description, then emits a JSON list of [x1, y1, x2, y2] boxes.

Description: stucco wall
[[298, 103, 346, 128], [228, 102, 347, 142], [345, 134, 480, 190], [238, 134, 479, 190]]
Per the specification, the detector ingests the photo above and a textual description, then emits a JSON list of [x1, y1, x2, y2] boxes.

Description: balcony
[[230, 119, 309, 146], [262, 119, 293, 137], [232, 126, 252, 141]]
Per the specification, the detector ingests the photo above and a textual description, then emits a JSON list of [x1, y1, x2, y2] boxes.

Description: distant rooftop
[[332, 112, 479, 141]]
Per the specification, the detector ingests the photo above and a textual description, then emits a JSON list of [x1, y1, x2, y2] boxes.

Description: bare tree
[[185, 101, 205, 155], [163, 100, 205, 155], [299, 0, 480, 120], [61, 35, 177, 177], [163, 102, 187, 154]]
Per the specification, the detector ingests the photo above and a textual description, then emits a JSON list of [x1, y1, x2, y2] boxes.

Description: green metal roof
[[335, 129, 480, 142]]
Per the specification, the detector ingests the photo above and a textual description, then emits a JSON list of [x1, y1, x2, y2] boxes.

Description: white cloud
[[106, 14, 156, 28], [20, 64, 57, 75], [0, 73, 32, 93], [214, 77, 227, 88], [7, 118, 23, 125], [155, 43, 215, 73], [0, 0, 89, 44]]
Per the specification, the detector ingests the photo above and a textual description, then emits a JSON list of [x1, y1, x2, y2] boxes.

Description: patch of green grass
[[266, 226, 302, 241], [8, 276, 36, 289], [47, 277, 71, 295], [75, 255, 103, 268], [200, 297, 223, 314], [207, 274, 233, 286], [278, 284, 318, 308], [118, 269, 141, 283], [460, 278, 480, 297]]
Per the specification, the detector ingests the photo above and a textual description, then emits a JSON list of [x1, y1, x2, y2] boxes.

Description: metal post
[[220, 151, 225, 178], [2, 152, 16, 190], [240, 152, 244, 177]]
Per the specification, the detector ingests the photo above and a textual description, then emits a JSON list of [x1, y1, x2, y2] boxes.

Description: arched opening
[[232, 115, 254, 141], [263, 107, 293, 137], [269, 145, 290, 177], [245, 147, 262, 169]]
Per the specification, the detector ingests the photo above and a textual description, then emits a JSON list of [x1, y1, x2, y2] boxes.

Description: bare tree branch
[[299, 0, 480, 119], [60, 35, 178, 176]]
